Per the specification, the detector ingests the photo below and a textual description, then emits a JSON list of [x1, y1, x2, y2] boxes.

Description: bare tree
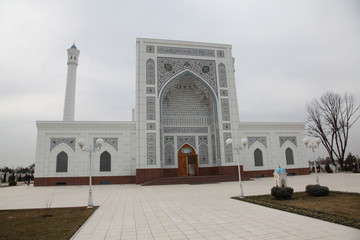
[[306, 92, 360, 169]]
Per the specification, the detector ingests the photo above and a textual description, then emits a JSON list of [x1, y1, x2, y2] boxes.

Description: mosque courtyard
[[1, 173, 359, 240]]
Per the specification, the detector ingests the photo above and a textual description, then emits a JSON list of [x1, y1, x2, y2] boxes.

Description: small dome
[[70, 43, 77, 49]]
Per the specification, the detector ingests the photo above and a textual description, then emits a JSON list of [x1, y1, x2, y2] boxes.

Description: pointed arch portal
[[178, 144, 199, 176], [160, 71, 219, 168], [160, 71, 218, 126]]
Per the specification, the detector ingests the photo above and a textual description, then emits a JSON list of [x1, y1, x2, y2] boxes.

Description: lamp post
[[77, 138, 104, 208], [303, 137, 321, 185], [226, 138, 248, 198]]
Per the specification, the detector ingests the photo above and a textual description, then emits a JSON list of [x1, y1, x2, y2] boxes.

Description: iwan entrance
[[178, 144, 199, 176]]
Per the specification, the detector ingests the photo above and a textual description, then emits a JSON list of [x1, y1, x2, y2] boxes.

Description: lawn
[[234, 191, 360, 229], [0, 206, 97, 240]]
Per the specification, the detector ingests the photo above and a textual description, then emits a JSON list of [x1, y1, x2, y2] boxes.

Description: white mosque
[[34, 38, 309, 186]]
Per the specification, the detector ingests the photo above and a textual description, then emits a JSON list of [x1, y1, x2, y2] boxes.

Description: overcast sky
[[1, 0, 359, 168]]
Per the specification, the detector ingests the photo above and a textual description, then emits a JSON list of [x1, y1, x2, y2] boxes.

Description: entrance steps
[[141, 175, 237, 186]]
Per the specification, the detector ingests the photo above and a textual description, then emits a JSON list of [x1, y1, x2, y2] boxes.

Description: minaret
[[63, 43, 80, 121]]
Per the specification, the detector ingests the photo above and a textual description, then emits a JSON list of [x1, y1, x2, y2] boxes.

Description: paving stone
[[0, 173, 359, 239]]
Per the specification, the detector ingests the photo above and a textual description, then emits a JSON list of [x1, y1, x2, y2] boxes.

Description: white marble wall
[[35, 121, 136, 178], [238, 122, 308, 171]]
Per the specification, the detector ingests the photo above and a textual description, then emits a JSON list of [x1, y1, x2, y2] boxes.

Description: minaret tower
[[63, 43, 80, 121]]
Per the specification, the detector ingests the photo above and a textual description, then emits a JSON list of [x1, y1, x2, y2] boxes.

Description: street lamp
[[226, 138, 248, 198], [78, 138, 104, 208], [303, 137, 321, 185]]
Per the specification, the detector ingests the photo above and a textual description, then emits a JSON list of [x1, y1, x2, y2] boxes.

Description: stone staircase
[[141, 175, 237, 186]]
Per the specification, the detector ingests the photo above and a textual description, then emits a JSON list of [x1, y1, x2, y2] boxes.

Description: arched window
[[286, 148, 294, 165], [100, 151, 111, 172], [254, 148, 263, 166], [56, 151, 68, 172]]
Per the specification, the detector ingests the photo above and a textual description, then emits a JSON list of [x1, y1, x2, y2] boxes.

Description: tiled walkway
[[1, 173, 359, 239]]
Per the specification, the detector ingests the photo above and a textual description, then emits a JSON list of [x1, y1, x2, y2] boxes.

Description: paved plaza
[[1, 173, 359, 240]]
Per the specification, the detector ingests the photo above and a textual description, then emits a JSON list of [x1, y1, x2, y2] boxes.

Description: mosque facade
[[34, 38, 309, 186]]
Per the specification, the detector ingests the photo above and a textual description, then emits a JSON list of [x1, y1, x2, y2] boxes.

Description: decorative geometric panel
[[220, 90, 228, 96], [93, 138, 118, 151], [199, 143, 209, 164], [223, 123, 231, 130], [147, 133, 156, 165], [218, 63, 227, 87], [147, 123, 156, 130], [50, 138, 75, 152], [211, 134, 216, 164], [223, 132, 233, 163], [146, 58, 155, 85], [162, 116, 210, 126], [146, 97, 155, 120], [161, 75, 215, 126], [177, 136, 195, 149], [164, 127, 208, 133], [198, 136, 208, 145], [146, 45, 155, 53], [248, 137, 267, 148], [146, 87, 155, 94], [279, 136, 297, 147], [221, 99, 230, 121], [157, 46, 215, 57], [164, 143, 175, 165], [210, 124, 215, 133], [217, 50, 225, 58], [216, 129, 221, 160], [160, 136, 163, 166], [158, 57, 217, 93], [164, 136, 174, 145]]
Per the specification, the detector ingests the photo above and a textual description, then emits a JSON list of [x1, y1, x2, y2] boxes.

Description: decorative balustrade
[[162, 116, 211, 126]]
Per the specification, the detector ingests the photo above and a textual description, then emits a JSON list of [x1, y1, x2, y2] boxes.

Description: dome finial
[[71, 41, 77, 49]]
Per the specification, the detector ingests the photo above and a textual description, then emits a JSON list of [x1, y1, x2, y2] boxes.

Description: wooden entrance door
[[178, 144, 199, 176]]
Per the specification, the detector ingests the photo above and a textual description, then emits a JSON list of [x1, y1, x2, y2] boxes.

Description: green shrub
[[325, 164, 333, 173], [9, 181, 17, 186], [271, 186, 294, 200], [8, 175, 15, 182], [306, 185, 329, 196], [8, 174, 17, 186]]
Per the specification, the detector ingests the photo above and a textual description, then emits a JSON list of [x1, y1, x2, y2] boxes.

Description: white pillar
[[63, 43, 80, 121]]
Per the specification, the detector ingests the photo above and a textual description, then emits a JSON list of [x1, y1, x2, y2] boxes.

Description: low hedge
[[271, 186, 294, 200], [8, 175, 17, 186], [306, 184, 329, 196], [9, 181, 17, 186]]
